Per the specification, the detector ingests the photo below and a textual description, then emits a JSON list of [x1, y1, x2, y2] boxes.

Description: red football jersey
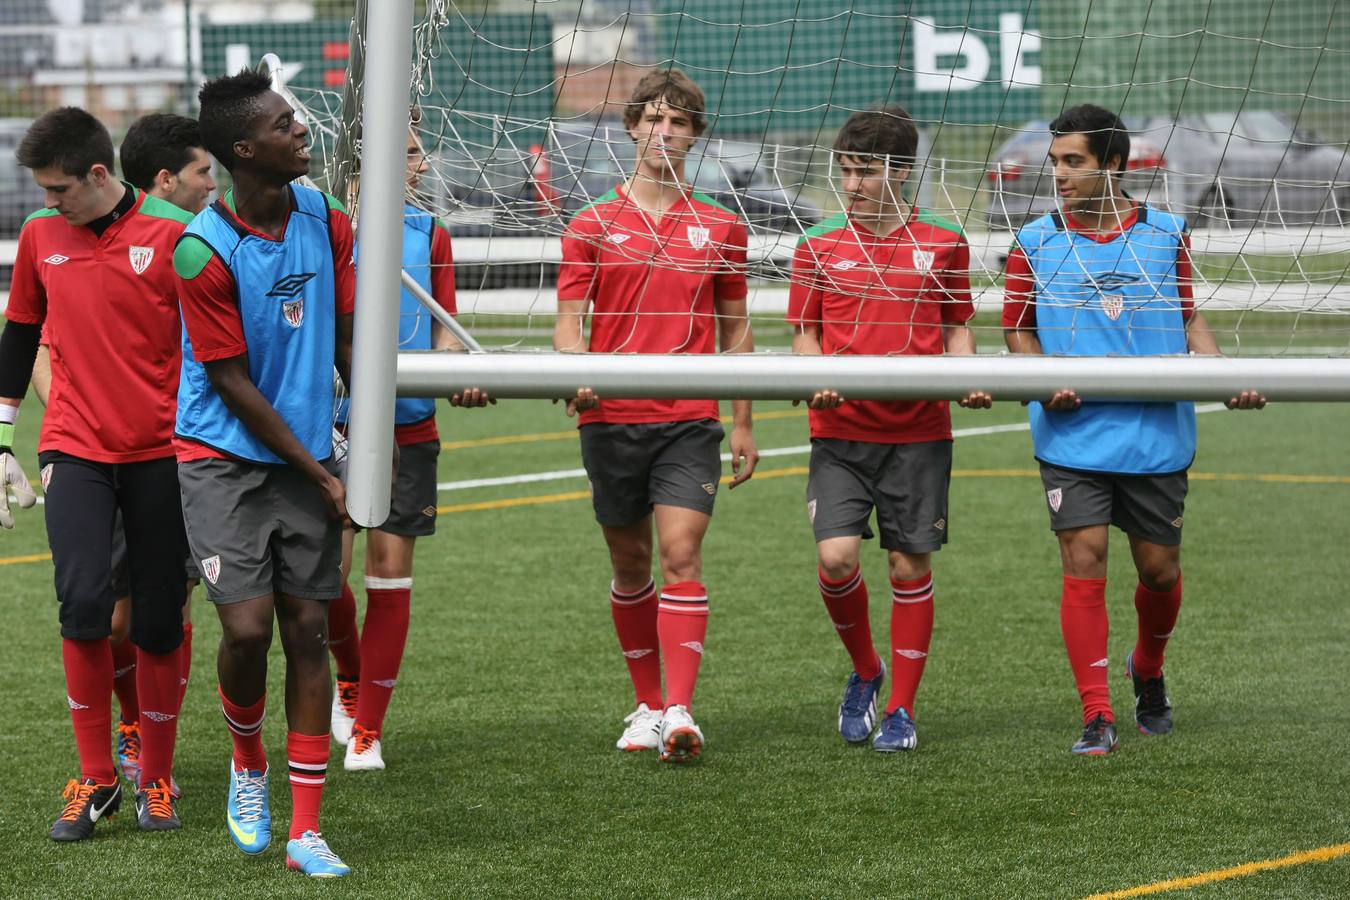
[[788, 210, 975, 444], [5, 189, 191, 462], [557, 185, 748, 426]]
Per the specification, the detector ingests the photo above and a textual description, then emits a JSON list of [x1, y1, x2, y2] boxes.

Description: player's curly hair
[[16, 107, 115, 177], [120, 113, 204, 191], [1050, 104, 1130, 175], [833, 105, 919, 169], [197, 69, 274, 172], [624, 68, 707, 136]]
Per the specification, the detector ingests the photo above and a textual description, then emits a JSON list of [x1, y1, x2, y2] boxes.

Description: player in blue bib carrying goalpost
[[1002, 104, 1264, 756]]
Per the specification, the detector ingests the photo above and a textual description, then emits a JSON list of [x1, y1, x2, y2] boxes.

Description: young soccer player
[[554, 68, 759, 763], [28, 113, 216, 788], [789, 106, 990, 752], [327, 117, 490, 771], [176, 70, 354, 876], [1002, 104, 1264, 755], [0, 107, 192, 839]]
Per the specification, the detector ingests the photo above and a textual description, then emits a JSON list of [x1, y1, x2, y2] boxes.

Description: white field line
[[4, 404, 1229, 506]]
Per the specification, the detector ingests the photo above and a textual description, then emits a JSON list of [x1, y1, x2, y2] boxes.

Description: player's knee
[[659, 544, 702, 583], [1138, 561, 1180, 593], [109, 606, 131, 645], [280, 604, 331, 660], [817, 547, 859, 582], [221, 620, 273, 660], [888, 556, 931, 583]]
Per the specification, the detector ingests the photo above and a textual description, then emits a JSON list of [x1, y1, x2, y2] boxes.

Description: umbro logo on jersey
[[43, 254, 70, 266], [622, 648, 654, 659], [40, 463, 53, 492], [912, 249, 935, 272], [265, 272, 316, 299], [680, 641, 704, 654], [201, 555, 222, 585], [686, 226, 710, 250], [142, 710, 176, 723], [1046, 487, 1063, 512], [831, 259, 858, 270], [606, 231, 630, 244], [128, 245, 154, 275]]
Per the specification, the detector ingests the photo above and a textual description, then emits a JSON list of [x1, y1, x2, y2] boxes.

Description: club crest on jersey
[[201, 555, 222, 585], [128, 245, 154, 275], [912, 249, 935, 272], [686, 226, 710, 250], [1101, 294, 1125, 320], [282, 298, 304, 328], [1046, 487, 1063, 513], [40, 463, 53, 492]]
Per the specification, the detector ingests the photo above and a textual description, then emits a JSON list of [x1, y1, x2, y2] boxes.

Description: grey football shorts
[[579, 420, 725, 527], [381, 440, 440, 537], [806, 438, 953, 555], [178, 457, 344, 604], [1038, 462, 1188, 546]]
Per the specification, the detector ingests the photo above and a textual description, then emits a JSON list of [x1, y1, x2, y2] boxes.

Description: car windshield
[[1196, 111, 1313, 146]]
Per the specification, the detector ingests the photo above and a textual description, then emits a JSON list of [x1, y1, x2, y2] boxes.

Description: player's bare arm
[[716, 295, 758, 487], [552, 298, 598, 416], [791, 323, 844, 409], [943, 323, 992, 409]]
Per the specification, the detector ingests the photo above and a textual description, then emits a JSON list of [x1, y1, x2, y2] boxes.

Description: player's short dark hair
[[120, 113, 204, 191], [624, 68, 706, 136], [15, 107, 115, 177], [833, 105, 919, 168], [197, 69, 274, 172], [1050, 104, 1130, 175]]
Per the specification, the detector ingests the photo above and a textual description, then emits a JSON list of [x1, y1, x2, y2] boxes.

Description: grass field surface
[[1, 394, 1347, 897]]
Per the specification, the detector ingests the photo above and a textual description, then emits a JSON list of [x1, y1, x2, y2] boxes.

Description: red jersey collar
[[1060, 202, 1141, 243]]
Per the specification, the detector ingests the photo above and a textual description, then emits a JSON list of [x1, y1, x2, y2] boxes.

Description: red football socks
[[110, 637, 139, 723], [658, 581, 708, 710], [220, 687, 267, 773], [818, 567, 881, 681], [355, 578, 412, 736], [1132, 572, 1182, 680], [63, 638, 115, 784], [1061, 575, 1112, 724], [887, 573, 935, 716], [287, 731, 329, 838], [136, 646, 182, 786], [178, 622, 193, 707], [610, 579, 662, 709], [327, 582, 362, 680]]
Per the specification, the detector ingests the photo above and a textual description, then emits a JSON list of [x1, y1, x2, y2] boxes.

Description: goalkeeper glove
[[0, 421, 37, 529]]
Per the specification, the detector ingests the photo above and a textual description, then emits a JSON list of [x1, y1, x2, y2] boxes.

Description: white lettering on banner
[[913, 14, 1040, 93]]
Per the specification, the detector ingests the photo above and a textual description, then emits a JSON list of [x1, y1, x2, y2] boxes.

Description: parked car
[[0, 118, 43, 240], [984, 111, 1350, 229]]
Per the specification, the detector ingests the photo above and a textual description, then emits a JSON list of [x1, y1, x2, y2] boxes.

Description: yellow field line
[[440, 409, 807, 450], [1082, 840, 1350, 899], [2, 466, 1346, 569]]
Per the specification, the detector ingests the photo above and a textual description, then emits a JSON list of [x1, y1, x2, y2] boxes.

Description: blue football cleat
[[1071, 713, 1119, 755], [226, 764, 271, 854], [287, 831, 351, 878], [838, 662, 885, 743], [872, 707, 918, 752]]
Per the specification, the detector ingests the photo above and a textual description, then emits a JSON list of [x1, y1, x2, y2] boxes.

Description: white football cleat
[[343, 726, 385, 771], [330, 681, 358, 747], [616, 703, 663, 752], [659, 705, 704, 763]]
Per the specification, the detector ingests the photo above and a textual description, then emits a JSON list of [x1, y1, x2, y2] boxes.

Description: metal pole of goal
[[395, 352, 1350, 403], [345, 1, 414, 527]]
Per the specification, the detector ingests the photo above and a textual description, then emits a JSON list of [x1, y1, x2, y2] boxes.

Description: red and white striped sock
[[219, 687, 266, 773], [610, 579, 662, 709], [886, 573, 934, 716], [287, 731, 329, 838], [658, 581, 709, 711]]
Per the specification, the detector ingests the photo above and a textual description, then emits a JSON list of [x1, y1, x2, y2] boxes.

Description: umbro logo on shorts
[[701, 482, 716, 495], [1171, 516, 1184, 528], [421, 505, 436, 518], [933, 518, 946, 531], [142, 710, 176, 723], [43, 253, 70, 266], [265, 272, 317, 299], [201, 555, 222, 585], [1046, 487, 1063, 512]]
